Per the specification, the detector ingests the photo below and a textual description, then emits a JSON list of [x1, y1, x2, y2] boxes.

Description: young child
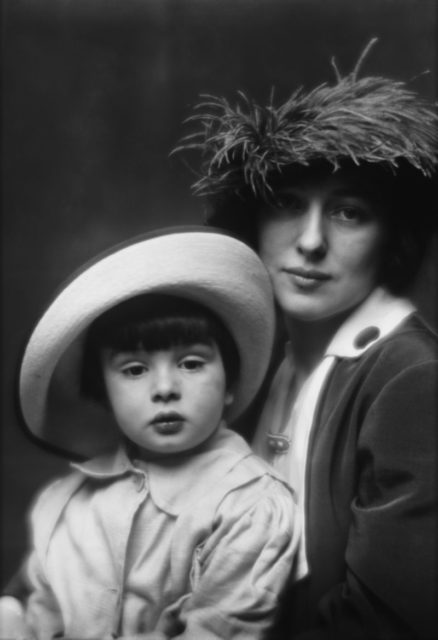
[[0, 227, 300, 639]]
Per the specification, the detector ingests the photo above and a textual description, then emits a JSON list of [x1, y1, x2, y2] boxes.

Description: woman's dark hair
[[80, 294, 240, 403], [206, 160, 436, 295]]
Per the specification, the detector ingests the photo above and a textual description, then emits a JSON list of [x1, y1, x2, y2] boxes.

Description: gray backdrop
[[2, 0, 437, 585]]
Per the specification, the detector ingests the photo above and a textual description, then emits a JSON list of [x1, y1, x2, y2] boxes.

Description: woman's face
[[257, 169, 388, 323]]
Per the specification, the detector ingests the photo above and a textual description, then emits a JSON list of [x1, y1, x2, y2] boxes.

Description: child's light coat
[[25, 427, 299, 639]]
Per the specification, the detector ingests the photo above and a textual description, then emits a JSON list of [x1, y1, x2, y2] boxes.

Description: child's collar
[[71, 424, 255, 516]]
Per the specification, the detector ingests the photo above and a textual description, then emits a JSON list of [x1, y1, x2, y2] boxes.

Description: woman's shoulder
[[393, 311, 437, 342], [367, 312, 438, 367], [325, 312, 437, 404]]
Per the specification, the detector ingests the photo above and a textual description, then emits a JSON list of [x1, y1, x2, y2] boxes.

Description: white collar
[[71, 424, 253, 516], [324, 287, 415, 358]]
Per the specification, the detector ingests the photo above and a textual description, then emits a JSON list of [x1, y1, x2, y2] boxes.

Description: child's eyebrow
[[104, 342, 216, 357], [172, 342, 216, 354], [103, 348, 146, 362]]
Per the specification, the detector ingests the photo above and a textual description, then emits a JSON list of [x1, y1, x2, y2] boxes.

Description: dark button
[[266, 434, 290, 454], [354, 326, 380, 349]]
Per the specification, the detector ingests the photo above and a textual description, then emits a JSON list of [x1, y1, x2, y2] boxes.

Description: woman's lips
[[282, 267, 331, 289]]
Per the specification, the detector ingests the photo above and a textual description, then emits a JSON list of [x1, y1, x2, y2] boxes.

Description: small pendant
[[266, 433, 290, 454]]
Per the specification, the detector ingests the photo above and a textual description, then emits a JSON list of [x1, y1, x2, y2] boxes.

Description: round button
[[354, 326, 380, 349], [266, 434, 290, 454]]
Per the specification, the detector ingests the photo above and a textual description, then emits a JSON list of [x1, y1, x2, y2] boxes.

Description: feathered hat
[[174, 39, 438, 203]]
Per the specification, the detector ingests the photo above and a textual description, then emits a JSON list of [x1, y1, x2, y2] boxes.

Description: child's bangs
[[92, 294, 226, 352], [81, 294, 240, 401], [103, 314, 217, 353]]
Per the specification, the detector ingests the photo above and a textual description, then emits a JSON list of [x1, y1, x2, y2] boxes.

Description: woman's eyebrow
[[329, 188, 376, 202]]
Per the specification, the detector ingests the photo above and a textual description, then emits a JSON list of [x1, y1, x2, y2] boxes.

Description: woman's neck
[[283, 308, 353, 377]]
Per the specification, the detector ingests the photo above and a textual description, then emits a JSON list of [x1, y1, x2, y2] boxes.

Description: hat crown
[[19, 228, 275, 459]]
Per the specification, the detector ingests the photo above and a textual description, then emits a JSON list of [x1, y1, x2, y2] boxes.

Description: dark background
[[2, 0, 437, 586]]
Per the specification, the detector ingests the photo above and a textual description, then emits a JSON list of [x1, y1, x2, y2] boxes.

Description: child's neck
[[124, 426, 223, 464]]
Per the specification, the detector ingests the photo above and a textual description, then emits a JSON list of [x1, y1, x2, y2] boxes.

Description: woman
[[177, 41, 438, 639]]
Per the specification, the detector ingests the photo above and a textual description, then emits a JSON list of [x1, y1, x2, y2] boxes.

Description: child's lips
[[150, 412, 184, 434]]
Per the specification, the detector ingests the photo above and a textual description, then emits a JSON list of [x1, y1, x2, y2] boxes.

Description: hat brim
[[19, 228, 275, 459]]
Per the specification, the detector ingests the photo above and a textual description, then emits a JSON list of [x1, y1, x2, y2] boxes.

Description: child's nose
[[151, 367, 181, 403]]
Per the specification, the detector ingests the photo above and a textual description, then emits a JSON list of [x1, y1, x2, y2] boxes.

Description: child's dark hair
[[80, 293, 240, 403]]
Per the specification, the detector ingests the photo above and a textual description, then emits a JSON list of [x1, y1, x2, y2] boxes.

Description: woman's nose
[[151, 367, 180, 402], [296, 204, 327, 259]]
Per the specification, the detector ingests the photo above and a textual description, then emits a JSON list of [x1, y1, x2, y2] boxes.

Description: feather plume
[[173, 41, 438, 201]]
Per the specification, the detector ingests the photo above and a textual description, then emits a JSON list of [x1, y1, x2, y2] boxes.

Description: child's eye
[[121, 364, 147, 377], [179, 358, 205, 372]]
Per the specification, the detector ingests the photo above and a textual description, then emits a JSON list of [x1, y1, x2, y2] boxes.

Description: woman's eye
[[331, 206, 364, 223], [122, 364, 147, 377], [274, 194, 303, 213], [180, 358, 205, 371]]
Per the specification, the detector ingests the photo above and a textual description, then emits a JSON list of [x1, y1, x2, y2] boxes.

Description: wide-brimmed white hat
[[19, 226, 275, 459]]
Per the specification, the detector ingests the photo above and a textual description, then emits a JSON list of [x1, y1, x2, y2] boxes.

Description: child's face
[[101, 341, 234, 456]]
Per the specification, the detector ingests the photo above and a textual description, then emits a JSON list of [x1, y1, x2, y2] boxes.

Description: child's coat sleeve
[[21, 473, 84, 639], [24, 550, 64, 638], [157, 474, 300, 640]]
